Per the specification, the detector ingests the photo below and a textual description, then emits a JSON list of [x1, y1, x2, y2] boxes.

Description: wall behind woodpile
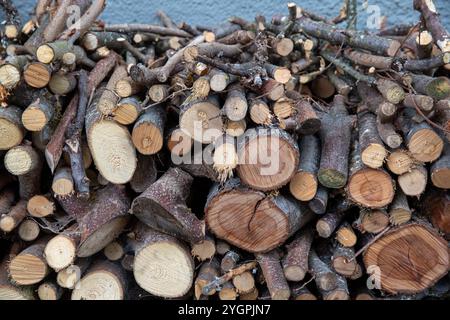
[[5, 0, 450, 29]]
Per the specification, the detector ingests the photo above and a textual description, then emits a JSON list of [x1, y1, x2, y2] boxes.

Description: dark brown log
[[282, 92, 321, 135], [289, 135, 320, 201], [131, 167, 205, 244], [318, 95, 354, 189], [364, 223, 449, 294], [205, 178, 314, 253], [236, 128, 300, 191], [282, 228, 314, 282], [256, 250, 290, 300]]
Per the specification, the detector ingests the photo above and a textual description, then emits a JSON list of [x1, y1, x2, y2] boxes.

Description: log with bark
[[0, 0, 448, 302]]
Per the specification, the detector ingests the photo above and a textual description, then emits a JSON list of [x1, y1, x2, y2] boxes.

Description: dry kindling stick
[[101, 23, 193, 38], [65, 70, 90, 198]]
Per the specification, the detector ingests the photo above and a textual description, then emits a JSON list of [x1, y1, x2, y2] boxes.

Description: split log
[[289, 135, 320, 201], [347, 140, 395, 208], [132, 105, 167, 155], [256, 251, 290, 300], [236, 128, 299, 191], [282, 228, 314, 282], [205, 178, 314, 253], [318, 95, 354, 189], [363, 223, 449, 294], [130, 167, 205, 244], [71, 260, 127, 300], [132, 224, 194, 298]]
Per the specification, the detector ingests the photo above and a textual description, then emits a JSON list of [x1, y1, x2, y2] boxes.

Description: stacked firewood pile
[[0, 0, 449, 300]]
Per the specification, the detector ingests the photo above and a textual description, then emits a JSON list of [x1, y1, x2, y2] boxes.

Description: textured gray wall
[[4, 0, 450, 30]]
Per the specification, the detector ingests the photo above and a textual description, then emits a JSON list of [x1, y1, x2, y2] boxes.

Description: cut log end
[[104, 241, 125, 261], [44, 235, 77, 271], [0, 118, 24, 151], [363, 224, 449, 294], [36, 44, 55, 64], [18, 219, 40, 242], [347, 168, 395, 208], [71, 270, 125, 300], [361, 143, 387, 169], [27, 195, 55, 218], [237, 129, 299, 191], [9, 255, 48, 286], [134, 240, 194, 298], [386, 150, 414, 175], [289, 172, 318, 201], [23, 63, 51, 89], [398, 166, 427, 197], [408, 128, 443, 163]]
